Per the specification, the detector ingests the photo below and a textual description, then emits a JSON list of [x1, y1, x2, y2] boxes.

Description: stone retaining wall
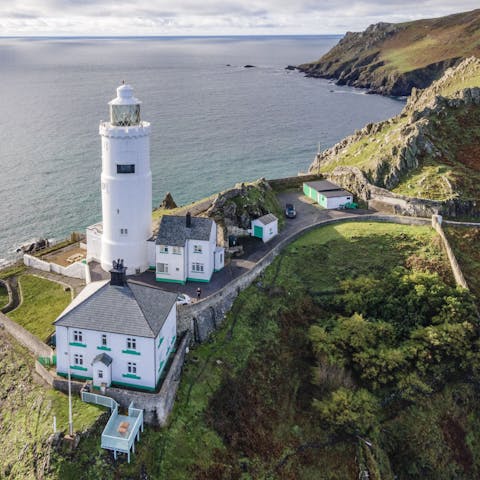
[[102, 332, 191, 425], [178, 214, 433, 343], [431, 215, 469, 289], [0, 311, 53, 358], [0, 279, 14, 313], [268, 173, 323, 190]]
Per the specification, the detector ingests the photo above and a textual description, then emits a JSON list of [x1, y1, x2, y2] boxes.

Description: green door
[[254, 225, 263, 238]]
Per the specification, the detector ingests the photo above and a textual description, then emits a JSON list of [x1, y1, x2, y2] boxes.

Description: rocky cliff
[[298, 9, 480, 96], [308, 58, 480, 217]]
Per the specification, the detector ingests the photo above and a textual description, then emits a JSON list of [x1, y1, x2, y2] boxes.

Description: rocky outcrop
[[308, 59, 480, 218], [159, 192, 177, 210], [297, 9, 480, 96], [206, 179, 283, 246]]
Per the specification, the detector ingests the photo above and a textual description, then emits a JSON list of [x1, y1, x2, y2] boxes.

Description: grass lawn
[[0, 284, 8, 309], [51, 221, 458, 479], [8, 275, 71, 341], [0, 334, 104, 480]]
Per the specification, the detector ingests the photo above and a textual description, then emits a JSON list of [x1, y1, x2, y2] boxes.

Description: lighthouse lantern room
[[94, 83, 152, 275]]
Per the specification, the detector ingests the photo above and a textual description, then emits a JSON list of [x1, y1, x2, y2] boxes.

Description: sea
[[0, 36, 404, 264]]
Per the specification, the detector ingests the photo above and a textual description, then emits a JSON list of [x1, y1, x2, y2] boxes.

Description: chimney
[[186, 212, 192, 228], [110, 259, 127, 286]]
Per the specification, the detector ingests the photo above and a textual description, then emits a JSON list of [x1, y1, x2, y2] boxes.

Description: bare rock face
[[159, 192, 177, 210], [307, 58, 480, 218]]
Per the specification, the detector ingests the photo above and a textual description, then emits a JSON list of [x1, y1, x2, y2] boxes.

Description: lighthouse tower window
[[117, 164, 135, 174]]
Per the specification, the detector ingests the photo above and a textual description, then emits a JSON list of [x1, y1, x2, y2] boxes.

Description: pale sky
[[1, 1, 478, 36]]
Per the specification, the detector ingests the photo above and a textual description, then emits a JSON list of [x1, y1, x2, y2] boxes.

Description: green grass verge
[[0, 335, 104, 480], [8, 275, 71, 341]]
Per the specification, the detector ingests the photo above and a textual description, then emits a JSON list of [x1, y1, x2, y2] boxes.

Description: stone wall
[[268, 173, 324, 190], [431, 215, 469, 289], [0, 279, 14, 313], [0, 311, 53, 358]]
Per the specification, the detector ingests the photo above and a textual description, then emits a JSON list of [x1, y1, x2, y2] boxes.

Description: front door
[[253, 225, 263, 238]]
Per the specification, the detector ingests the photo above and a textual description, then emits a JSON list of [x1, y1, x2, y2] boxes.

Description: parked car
[[176, 293, 192, 305], [285, 203, 296, 218]]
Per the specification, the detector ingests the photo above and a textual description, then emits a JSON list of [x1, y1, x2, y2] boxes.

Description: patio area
[[81, 390, 144, 463]]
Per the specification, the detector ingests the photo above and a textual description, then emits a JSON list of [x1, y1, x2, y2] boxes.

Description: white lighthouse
[[97, 83, 152, 275]]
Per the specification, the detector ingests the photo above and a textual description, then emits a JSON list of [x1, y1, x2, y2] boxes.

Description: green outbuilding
[[303, 180, 353, 209]]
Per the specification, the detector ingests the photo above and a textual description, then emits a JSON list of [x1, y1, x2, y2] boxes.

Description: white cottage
[[154, 213, 224, 284], [251, 214, 278, 243], [54, 261, 177, 391]]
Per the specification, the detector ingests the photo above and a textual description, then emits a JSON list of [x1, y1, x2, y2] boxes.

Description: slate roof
[[305, 180, 342, 192], [92, 353, 113, 366], [322, 190, 352, 198], [256, 213, 278, 225], [156, 215, 213, 247], [54, 280, 177, 338]]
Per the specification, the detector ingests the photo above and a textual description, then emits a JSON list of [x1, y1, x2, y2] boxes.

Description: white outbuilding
[[303, 180, 353, 209], [251, 214, 278, 243], [54, 261, 177, 391]]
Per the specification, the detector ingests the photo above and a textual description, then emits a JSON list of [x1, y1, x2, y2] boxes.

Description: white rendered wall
[[56, 325, 157, 389], [326, 195, 352, 209], [86, 225, 102, 262], [251, 218, 278, 243], [156, 245, 186, 283], [186, 234, 214, 281], [100, 123, 152, 275], [154, 306, 177, 383], [214, 247, 225, 271], [147, 239, 156, 268]]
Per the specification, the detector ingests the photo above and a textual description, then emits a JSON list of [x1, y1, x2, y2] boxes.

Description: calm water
[[0, 36, 403, 263]]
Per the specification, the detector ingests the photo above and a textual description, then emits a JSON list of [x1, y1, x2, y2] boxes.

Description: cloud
[[0, 1, 478, 35]]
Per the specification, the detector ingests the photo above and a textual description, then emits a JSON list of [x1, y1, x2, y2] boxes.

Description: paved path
[[133, 192, 376, 299]]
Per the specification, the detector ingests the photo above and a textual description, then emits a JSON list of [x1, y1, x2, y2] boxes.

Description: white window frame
[[73, 330, 83, 343], [127, 337, 137, 350], [127, 362, 137, 374], [98, 370, 104, 379], [193, 244, 202, 254], [74, 354, 83, 365], [192, 262, 204, 273], [159, 245, 169, 253], [157, 262, 169, 274], [101, 334, 107, 346], [120, 228, 128, 235], [172, 246, 182, 255]]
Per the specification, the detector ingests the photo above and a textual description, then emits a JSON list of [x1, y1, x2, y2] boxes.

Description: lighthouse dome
[[109, 83, 141, 126]]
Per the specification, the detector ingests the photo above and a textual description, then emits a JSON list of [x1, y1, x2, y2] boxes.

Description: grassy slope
[[302, 9, 480, 77], [8, 275, 71, 341], [381, 11, 480, 73], [0, 334, 103, 480], [49, 222, 460, 479], [317, 59, 480, 201]]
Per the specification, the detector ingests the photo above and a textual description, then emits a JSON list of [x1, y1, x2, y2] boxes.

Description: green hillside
[[298, 9, 480, 96], [309, 58, 480, 203]]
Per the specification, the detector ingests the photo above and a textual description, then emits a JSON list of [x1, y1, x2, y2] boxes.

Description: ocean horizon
[[0, 35, 403, 264]]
